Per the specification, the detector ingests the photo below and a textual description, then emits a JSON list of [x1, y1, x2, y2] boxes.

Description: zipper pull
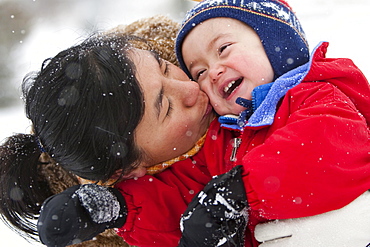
[[230, 138, 241, 161]]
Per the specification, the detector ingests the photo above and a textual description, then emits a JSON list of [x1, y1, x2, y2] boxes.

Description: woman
[[0, 30, 219, 245], [0, 15, 185, 247]]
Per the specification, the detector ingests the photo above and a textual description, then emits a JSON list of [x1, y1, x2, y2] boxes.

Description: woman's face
[[129, 49, 214, 175]]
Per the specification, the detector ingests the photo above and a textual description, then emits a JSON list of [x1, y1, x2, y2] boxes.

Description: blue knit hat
[[176, 0, 309, 79]]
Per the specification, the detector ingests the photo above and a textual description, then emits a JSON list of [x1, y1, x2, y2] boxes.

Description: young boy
[[175, 0, 370, 128], [37, 1, 370, 247], [173, 0, 370, 245]]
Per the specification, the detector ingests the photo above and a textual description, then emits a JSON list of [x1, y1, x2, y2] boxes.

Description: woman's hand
[[38, 184, 127, 247], [255, 191, 370, 247]]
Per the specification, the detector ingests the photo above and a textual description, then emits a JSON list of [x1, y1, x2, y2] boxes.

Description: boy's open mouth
[[223, 77, 243, 97]]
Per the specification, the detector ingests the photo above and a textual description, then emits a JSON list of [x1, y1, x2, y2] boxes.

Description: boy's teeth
[[224, 80, 235, 93]]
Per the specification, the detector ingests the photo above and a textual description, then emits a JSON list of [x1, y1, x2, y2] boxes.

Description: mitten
[[37, 184, 127, 247], [178, 165, 248, 247]]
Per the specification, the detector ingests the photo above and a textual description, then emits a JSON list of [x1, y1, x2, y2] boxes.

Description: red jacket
[[115, 42, 370, 247]]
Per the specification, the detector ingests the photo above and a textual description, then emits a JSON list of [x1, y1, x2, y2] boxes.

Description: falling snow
[[0, 0, 370, 245]]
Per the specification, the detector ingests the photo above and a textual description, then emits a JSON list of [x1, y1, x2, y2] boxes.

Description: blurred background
[[0, 0, 369, 246]]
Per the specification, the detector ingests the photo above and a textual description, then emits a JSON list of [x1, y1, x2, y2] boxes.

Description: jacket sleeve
[[242, 81, 370, 220], [115, 158, 211, 247], [255, 191, 370, 246]]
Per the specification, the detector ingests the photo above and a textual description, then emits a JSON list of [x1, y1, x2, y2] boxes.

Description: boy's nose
[[209, 65, 224, 83]]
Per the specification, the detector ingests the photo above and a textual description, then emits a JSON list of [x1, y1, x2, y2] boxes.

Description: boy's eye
[[218, 43, 231, 55], [195, 69, 206, 81]]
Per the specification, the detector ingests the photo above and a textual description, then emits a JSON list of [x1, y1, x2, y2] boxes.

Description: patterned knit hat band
[[176, 0, 310, 79]]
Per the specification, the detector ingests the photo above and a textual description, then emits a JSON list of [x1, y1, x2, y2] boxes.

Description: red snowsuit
[[115, 42, 370, 247]]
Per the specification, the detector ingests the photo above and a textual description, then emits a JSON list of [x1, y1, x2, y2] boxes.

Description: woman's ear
[[110, 169, 123, 180]]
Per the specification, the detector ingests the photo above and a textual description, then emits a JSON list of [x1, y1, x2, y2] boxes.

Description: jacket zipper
[[230, 138, 242, 161]]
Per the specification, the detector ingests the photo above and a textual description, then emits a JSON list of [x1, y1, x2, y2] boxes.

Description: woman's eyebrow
[[150, 50, 162, 66], [148, 50, 164, 119], [155, 86, 164, 119]]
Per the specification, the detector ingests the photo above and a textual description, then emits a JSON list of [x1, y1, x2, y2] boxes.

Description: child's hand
[[37, 184, 127, 247], [255, 191, 370, 247], [178, 165, 248, 247]]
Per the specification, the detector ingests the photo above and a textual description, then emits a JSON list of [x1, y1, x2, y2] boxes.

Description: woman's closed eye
[[166, 98, 173, 117], [159, 88, 173, 118]]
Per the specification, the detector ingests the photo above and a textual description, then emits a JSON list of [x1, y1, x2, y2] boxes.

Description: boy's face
[[182, 18, 274, 115]]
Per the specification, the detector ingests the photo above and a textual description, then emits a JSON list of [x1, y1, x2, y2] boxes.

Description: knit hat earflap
[[176, 0, 310, 79]]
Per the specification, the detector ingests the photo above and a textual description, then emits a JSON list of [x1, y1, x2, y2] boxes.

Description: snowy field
[[0, 0, 369, 246]]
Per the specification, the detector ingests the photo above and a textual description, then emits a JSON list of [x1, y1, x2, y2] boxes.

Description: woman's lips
[[203, 104, 213, 119], [205, 103, 212, 115]]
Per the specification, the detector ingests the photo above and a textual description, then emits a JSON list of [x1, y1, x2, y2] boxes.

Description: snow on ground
[[0, 0, 369, 245]]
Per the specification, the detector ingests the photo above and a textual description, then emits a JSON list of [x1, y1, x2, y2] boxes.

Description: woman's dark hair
[[0, 34, 145, 240]]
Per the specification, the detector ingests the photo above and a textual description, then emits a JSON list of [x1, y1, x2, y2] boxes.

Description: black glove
[[178, 165, 248, 247], [37, 184, 126, 247]]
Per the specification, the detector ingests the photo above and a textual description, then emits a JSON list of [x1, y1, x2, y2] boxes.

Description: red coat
[[115, 42, 370, 247]]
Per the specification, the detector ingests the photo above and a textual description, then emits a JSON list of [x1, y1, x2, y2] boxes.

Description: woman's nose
[[175, 79, 200, 107]]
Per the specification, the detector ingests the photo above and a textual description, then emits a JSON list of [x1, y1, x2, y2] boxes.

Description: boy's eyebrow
[[207, 33, 228, 52]]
